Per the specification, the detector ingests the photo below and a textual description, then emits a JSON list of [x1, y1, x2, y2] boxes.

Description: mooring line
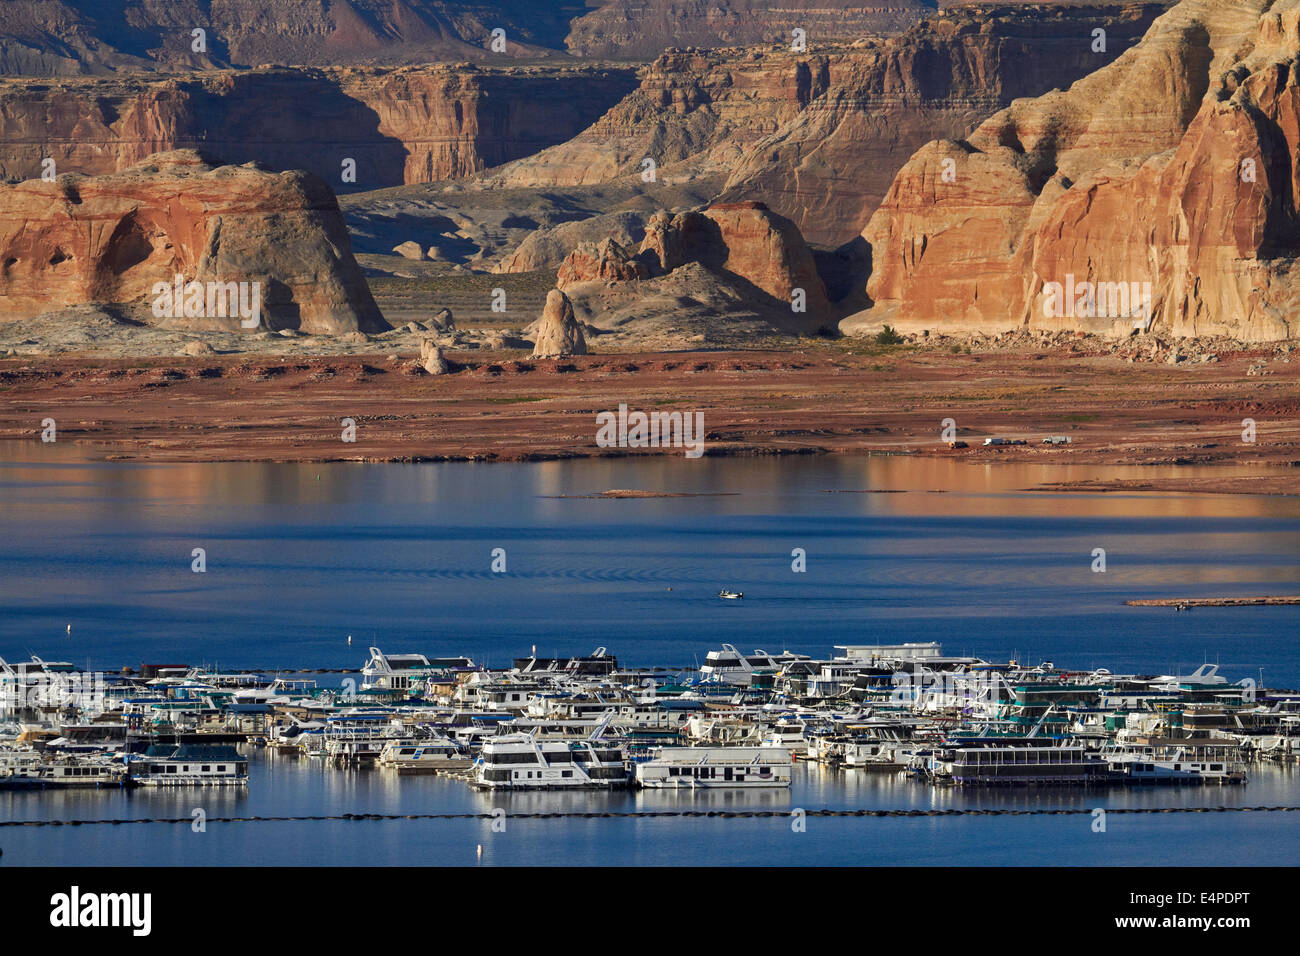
[[3, 805, 1298, 828]]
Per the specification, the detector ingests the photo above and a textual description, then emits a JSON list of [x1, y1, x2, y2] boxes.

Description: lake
[[1, 445, 1297, 865]]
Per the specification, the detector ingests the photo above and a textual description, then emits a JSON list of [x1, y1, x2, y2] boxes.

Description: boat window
[[202, 765, 211, 772]]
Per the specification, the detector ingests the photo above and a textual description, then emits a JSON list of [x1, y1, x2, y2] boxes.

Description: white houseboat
[[635, 747, 792, 788], [129, 744, 248, 786], [698, 645, 810, 685], [361, 648, 474, 694], [378, 737, 472, 773], [474, 733, 627, 790], [1102, 740, 1248, 784]]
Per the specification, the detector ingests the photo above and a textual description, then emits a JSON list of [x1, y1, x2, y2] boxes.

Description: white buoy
[[476, 844, 482, 861], [66, 624, 71, 636], [347, 634, 352, 646]]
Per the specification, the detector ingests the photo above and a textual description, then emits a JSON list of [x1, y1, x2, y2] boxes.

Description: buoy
[[347, 635, 352, 646], [66, 624, 71, 636]]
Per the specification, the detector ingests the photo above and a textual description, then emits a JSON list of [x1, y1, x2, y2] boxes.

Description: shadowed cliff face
[[0, 0, 937, 75], [0, 0, 592, 73], [0, 66, 638, 191], [851, 0, 1300, 342], [564, 0, 937, 58]]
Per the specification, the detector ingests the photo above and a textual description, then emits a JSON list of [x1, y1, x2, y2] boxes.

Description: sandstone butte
[[555, 202, 833, 331], [851, 0, 1300, 342], [0, 150, 387, 334]]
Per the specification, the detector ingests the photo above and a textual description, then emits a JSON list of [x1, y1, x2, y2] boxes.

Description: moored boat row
[[4, 643, 1293, 794]]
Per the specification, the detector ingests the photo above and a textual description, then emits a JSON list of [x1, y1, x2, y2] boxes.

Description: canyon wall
[[0, 0, 590, 74], [0, 150, 385, 333], [852, 0, 1300, 341], [564, 0, 934, 58], [478, 48, 833, 190], [0, 65, 638, 191], [720, 2, 1168, 246], [484, 4, 1166, 247]]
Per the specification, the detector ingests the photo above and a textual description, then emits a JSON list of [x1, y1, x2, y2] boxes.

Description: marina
[[4, 641, 1295, 798]]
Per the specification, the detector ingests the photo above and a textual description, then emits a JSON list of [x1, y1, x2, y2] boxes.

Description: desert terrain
[[2, 333, 1296, 496]]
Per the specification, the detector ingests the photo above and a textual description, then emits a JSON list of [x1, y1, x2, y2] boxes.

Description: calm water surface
[[1, 445, 1297, 865]]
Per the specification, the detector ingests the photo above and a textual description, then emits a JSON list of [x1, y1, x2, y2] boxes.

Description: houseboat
[[698, 645, 810, 685], [759, 718, 811, 755], [1102, 740, 1248, 784], [925, 739, 1111, 786], [129, 744, 248, 786], [361, 648, 475, 694], [635, 747, 792, 788], [378, 737, 472, 773], [474, 734, 627, 789]]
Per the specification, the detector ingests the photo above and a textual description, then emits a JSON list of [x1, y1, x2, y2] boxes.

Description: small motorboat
[[718, 590, 743, 600]]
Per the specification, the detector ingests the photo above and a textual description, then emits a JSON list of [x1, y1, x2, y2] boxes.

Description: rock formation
[[530, 289, 587, 358], [564, 0, 931, 58], [618, 203, 831, 324], [0, 150, 387, 334], [0, 0, 587, 74], [420, 338, 449, 374], [0, 0, 940, 75], [478, 48, 832, 190], [557, 238, 650, 289], [849, 0, 1300, 342], [483, 5, 1164, 247], [0, 65, 638, 191], [719, 3, 1167, 246], [548, 201, 834, 344], [497, 210, 651, 274]]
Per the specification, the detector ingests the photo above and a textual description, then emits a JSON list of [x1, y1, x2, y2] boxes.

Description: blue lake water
[[1, 445, 1298, 865]]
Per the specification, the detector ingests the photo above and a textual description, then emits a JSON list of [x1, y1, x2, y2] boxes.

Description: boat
[[0, 753, 128, 790], [1101, 740, 1248, 784], [759, 717, 811, 755], [718, 590, 743, 600], [378, 737, 472, 773], [698, 644, 810, 685], [474, 733, 627, 790], [635, 747, 792, 788], [924, 739, 1111, 786], [128, 744, 248, 786], [360, 647, 475, 694]]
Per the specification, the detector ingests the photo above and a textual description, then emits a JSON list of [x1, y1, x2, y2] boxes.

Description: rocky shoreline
[[2, 342, 1296, 495]]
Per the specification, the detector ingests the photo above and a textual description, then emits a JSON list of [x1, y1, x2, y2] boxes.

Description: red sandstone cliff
[[720, 3, 1166, 246], [851, 0, 1300, 341], [485, 4, 1164, 248]]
